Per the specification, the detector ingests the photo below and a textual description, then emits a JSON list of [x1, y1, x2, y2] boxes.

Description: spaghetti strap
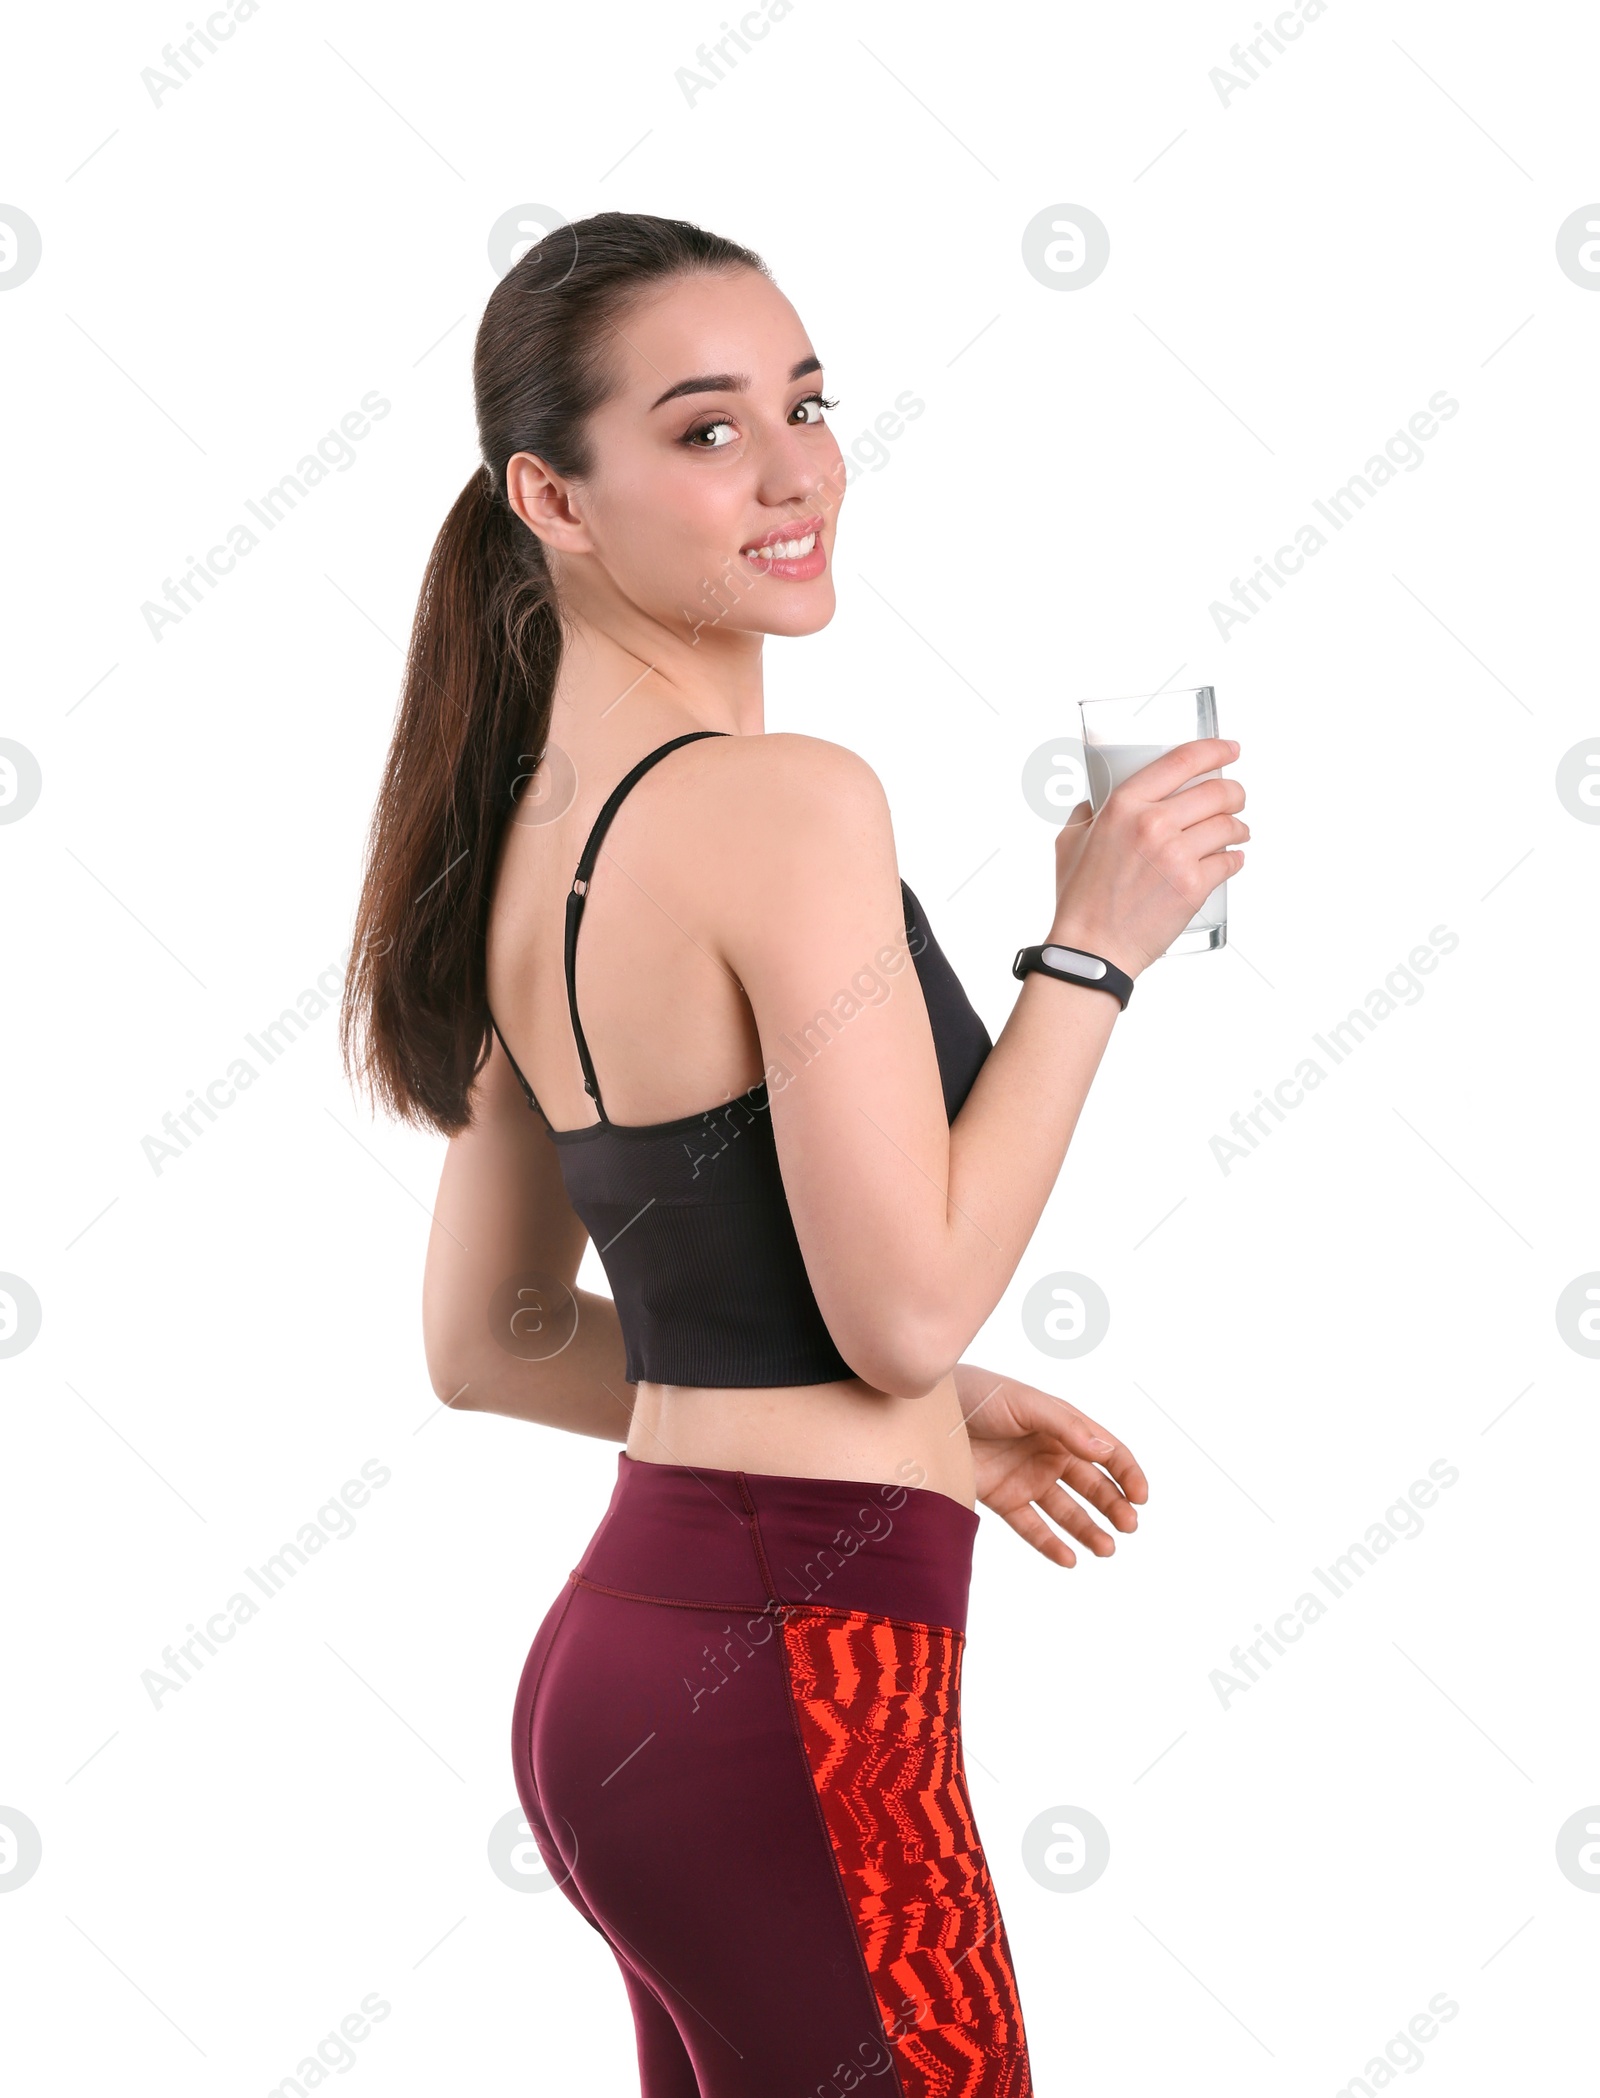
[[565, 730, 728, 1124], [487, 1010, 551, 1126]]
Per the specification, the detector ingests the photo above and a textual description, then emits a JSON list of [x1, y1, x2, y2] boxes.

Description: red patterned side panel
[[780, 1608, 1032, 2098]]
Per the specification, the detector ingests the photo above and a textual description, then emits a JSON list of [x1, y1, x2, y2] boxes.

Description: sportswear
[[511, 1450, 1033, 2095], [487, 730, 993, 1388]]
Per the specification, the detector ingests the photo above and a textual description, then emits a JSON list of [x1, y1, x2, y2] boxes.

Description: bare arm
[[422, 1029, 634, 1439], [712, 731, 1247, 1395], [423, 730, 1246, 1426]]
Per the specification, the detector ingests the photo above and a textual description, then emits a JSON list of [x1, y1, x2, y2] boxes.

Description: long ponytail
[[340, 212, 768, 1133]]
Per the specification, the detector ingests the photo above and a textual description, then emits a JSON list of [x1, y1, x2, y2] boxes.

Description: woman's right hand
[[1049, 737, 1247, 978]]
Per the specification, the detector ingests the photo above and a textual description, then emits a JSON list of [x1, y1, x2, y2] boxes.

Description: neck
[[548, 558, 768, 744]]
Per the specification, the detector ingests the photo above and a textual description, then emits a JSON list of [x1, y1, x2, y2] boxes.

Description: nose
[[755, 411, 838, 518]]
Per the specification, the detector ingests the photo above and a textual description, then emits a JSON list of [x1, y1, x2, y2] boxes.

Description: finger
[[1196, 845, 1247, 883], [996, 1500, 1078, 1569], [1057, 1408, 1120, 1453], [1055, 798, 1094, 833], [1058, 1413, 1149, 1502], [1161, 776, 1246, 826], [1034, 1481, 1119, 1554], [1115, 737, 1237, 801], [1105, 1448, 1149, 1502], [1057, 1456, 1139, 1530], [1177, 812, 1250, 859]]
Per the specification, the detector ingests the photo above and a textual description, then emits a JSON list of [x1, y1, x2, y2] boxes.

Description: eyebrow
[[648, 355, 822, 411]]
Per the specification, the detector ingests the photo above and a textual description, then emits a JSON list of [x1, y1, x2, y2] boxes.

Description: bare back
[[486, 729, 767, 1134], [482, 721, 979, 1505]]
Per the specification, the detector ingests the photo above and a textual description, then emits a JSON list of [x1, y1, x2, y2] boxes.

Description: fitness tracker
[[1012, 942, 1134, 1011]]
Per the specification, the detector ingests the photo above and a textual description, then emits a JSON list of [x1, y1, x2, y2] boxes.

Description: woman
[[341, 211, 1246, 2098]]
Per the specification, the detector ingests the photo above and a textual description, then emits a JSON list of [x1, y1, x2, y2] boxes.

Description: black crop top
[[487, 730, 993, 1388]]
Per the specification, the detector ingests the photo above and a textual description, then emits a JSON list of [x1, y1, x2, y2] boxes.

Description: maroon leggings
[[510, 1451, 1033, 2097]]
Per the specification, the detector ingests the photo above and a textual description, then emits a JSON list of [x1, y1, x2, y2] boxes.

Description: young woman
[[341, 211, 1247, 2098]]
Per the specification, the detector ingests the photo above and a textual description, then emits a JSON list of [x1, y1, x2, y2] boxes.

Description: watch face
[[1041, 946, 1108, 980]]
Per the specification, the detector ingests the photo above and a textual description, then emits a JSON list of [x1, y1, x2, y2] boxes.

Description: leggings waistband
[[573, 1450, 981, 1636]]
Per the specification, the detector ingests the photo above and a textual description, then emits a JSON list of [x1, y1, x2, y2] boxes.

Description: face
[[507, 268, 845, 643]]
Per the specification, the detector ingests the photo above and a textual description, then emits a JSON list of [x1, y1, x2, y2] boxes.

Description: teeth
[[745, 531, 816, 563]]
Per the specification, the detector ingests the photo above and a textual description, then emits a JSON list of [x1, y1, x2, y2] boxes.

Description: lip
[[739, 513, 824, 553], [738, 513, 827, 583]]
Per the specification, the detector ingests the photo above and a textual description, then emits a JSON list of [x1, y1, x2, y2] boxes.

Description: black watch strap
[[1012, 942, 1134, 1010]]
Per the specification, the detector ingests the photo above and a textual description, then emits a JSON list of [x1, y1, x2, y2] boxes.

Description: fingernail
[[1089, 1437, 1114, 1453]]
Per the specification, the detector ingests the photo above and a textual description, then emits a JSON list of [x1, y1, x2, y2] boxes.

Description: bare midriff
[[624, 1368, 977, 1510]]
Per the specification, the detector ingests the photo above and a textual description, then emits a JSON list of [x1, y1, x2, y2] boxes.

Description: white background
[[3, 0, 1598, 2091]]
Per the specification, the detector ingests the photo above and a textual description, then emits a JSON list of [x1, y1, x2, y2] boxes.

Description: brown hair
[[339, 211, 769, 1134]]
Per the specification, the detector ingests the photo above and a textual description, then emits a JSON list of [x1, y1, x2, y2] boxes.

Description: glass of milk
[[1076, 685, 1227, 954]]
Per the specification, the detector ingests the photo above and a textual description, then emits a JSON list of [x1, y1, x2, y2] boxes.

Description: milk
[[1083, 741, 1227, 948]]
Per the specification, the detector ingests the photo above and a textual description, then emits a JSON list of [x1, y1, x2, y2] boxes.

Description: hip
[[509, 1452, 1029, 2093]]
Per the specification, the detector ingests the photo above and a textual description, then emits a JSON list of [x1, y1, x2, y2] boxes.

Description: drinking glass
[[1076, 685, 1227, 954]]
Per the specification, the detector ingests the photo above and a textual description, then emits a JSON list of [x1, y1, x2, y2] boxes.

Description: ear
[[505, 452, 592, 556]]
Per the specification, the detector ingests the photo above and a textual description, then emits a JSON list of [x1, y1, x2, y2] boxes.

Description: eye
[[681, 415, 738, 450], [679, 392, 837, 449]]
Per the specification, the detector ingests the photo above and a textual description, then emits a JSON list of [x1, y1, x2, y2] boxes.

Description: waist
[[625, 1370, 977, 1510], [575, 1449, 981, 1636]]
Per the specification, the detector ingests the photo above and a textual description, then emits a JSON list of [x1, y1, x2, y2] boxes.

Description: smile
[[739, 515, 826, 577], [744, 530, 816, 564]]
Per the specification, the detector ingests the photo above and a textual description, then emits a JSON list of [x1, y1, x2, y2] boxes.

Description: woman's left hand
[[953, 1364, 1148, 1568]]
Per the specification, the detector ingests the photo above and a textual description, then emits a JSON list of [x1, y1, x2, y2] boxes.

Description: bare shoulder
[[683, 729, 893, 868], [665, 731, 901, 969]]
